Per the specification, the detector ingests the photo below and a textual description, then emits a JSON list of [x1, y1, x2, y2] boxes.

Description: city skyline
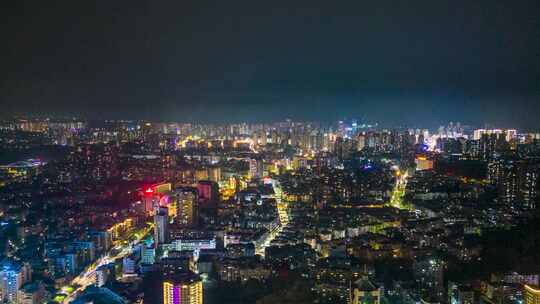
[[2, 1, 540, 303], [0, 116, 536, 133], [2, 113, 540, 303]]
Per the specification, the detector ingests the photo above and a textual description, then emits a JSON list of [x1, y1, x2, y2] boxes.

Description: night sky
[[1, 0, 539, 128]]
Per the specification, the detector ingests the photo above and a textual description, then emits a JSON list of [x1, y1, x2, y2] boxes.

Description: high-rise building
[[524, 285, 540, 304], [479, 133, 508, 159], [123, 254, 138, 275], [141, 245, 156, 265], [0, 260, 31, 303], [474, 129, 504, 140], [488, 158, 540, 209], [154, 207, 169, 245], [207, 166, 221, 183], [163, 273, 203, 304], [474, 129, 517, 142], [194, 169, 208, 182], [197, 181, 219, 207], [176, 188, 199, 228]]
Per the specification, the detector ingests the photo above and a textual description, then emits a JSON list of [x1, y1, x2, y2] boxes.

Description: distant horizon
[[1, 113, 537, 132], [2, 95, 539, 131]]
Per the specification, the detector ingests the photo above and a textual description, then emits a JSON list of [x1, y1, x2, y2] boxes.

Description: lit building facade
[[488, 158, 540, 209], [415, 156, 434, 171], [0, 260, 31, 304], [176, 188, 199, 228], [154, 207, 169, 245], [163, 274, 203, 304], [524, 285, 540, 304], [249, 158, 264, 179], [350, 276, 381, 304], [197, 181, 219, 207], [142, 183, 173, 215]]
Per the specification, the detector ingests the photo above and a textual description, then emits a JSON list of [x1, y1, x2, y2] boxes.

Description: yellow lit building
[[107, 218, 134, 241], [154, 183, 172, 194], [350, 276, 381, 304], [163, 274, 203, 304], [167, 195, 178, 219], [415, 156, 434, 171], [524, 285, 540, 304], [195, 169, 208, 182], [207, 166, 221, 182]]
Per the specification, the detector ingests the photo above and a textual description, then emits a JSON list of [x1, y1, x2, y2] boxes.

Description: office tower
[[524, 285, 540, 304], [197, 181, 219, 207], [0, 260, 31, 303], [176, 188, 199, 228], [154, 207, 169, 245], [163, 273, 203, 304]]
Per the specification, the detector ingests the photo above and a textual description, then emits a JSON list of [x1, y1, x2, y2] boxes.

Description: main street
[[255, 179, 289, 256], [60, 223, 153, 303], [389, 169, 410, 210]]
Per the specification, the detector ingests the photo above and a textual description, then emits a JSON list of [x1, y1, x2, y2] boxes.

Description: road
[[255, 179, 289, 256], [61, 224, 153, 303], [389, 170, 410, 210]]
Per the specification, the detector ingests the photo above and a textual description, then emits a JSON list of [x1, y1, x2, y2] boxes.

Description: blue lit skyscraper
[[0, 260, 31, 303]]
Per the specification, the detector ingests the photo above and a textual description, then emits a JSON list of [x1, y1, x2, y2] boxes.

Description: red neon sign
[[143, 187, 155, 196]]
